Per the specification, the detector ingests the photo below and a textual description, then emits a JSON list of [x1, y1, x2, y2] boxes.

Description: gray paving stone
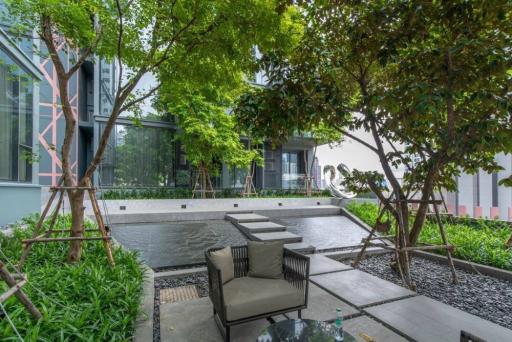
[[225, 213, 270, 223], [309, 254, 352, 275], [365, 295, 512, 342], [160, 297, 281, 342], [343, 315, 409, 342], [311, 270, 415, 308], [284, 242, 316, 254], [237, 221, 286, 234], [251, 231, 303, 243], [285, 283, 359, 321]]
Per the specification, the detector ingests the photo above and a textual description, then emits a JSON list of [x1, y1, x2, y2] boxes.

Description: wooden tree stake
[[0, 262, 41, 319]]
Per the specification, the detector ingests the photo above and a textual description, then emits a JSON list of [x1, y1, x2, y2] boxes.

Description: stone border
[[414, 250, 512, 282], [154, 267, 207, 280], [134, 265, 155, 342]]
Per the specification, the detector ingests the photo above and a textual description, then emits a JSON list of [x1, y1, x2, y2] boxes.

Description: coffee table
[[257, 319, 357, 341]]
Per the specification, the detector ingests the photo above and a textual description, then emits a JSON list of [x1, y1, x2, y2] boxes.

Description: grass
[[0, 215, 144, 341], [345, 201, 512, 271], [101, 187, 332, 200]]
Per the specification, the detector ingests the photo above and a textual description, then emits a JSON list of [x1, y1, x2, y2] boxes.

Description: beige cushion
[[209, 247, 234, 284], [248, 241, 283, 279], [223, 277, 304, 321]]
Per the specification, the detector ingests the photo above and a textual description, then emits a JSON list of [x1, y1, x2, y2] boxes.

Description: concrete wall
[[0, 183, 41, 227]]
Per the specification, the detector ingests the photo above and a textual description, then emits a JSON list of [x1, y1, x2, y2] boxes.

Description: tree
[[170, 94, 263, 197], [236, 1, 512, 287], [6, 0, 302, 262]]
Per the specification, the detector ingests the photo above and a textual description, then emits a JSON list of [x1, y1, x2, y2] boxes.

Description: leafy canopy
[[235, 0, 512, 245], [172, 95, 262, 172]]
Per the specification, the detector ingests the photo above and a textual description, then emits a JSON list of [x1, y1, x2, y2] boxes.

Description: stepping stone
[[309, 254, 352, 275], [365, 295, 512, 342], [284, 242, 315, 254], [225, 213, 269, 224], [311, 270, 415, 308], [285, 283, 359, 321], [343, 315, 409, 342], [250, 231, 303, 243], [237, 221, 286, 234]]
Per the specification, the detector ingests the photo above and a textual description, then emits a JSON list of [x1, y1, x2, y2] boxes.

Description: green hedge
[[101, 187, 332, 200], [0, 215, 144, 340], [345, 201, 512, 271]]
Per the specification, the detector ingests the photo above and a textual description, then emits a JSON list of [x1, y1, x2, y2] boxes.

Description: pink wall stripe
[[473, 206, 483, 218], [490, 207, 500, 220]]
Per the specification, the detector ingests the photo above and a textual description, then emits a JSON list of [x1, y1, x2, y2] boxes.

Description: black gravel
[[152, 272, 209, 342], [331, 253, 512, 330]]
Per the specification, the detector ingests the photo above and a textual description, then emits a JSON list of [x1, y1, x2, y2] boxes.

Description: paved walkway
[[159, 255, 512, 341]]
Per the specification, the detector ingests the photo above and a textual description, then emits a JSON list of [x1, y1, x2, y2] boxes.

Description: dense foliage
[[345, 201, 512, 271], [0, 215, 144, 340], [101, 187, 331, 200]]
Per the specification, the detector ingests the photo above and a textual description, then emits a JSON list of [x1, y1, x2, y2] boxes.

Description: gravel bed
[[153, 271, 209, 342], [331, 253, 512, 329]]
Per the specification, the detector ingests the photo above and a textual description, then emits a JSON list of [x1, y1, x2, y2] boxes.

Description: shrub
[[0, 215, 144, 340], [345, 202, 512, 271], [101, 187, 332, 200]]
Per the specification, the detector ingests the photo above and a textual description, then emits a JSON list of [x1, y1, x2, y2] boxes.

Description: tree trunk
[[67, 188, 85, 262]]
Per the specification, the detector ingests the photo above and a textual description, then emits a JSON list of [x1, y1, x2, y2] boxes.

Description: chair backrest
[[460, 330, 487, 342], [205, 245, 249, 278]]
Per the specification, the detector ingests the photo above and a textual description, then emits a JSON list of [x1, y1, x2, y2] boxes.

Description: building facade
[[444, 153, 512, 221], [0, 27, 43, 226]]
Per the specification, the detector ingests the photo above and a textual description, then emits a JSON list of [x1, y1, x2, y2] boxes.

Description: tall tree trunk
[[409, 163, 438, 245], [67, 188, 86, 262]]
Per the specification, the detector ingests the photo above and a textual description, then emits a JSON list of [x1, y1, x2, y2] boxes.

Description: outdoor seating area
[[1, 1, 512, 341]]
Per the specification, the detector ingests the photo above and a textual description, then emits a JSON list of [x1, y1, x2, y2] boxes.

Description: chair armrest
[[205, 252, 227, 323], [283, 248, 310, 292]]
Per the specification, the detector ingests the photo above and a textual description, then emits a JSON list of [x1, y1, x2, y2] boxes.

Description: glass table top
[[257, 319, 357, 342]]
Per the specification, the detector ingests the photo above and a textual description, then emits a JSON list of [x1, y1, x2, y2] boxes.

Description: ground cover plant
[[346, 201, 512, 271], [0, 215, 144, 340]]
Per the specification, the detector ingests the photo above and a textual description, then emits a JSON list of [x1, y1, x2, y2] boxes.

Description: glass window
[[99, 123, 176, 187], [281, 151, 305, 189], [0, 48, 33, 182]]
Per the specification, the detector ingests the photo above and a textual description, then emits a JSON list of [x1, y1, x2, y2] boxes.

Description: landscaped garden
[[0, 215, 144, 340], [345, 201, 512, 271]]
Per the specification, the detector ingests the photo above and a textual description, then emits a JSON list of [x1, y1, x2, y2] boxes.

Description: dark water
[[112, 220, 246, 268], [276, 215, 370, 250], [112, 215, 371, 269]]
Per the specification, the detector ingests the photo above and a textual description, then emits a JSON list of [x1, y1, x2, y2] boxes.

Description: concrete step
[[236, 221, 286, 234], [225, 213, 270, 224], [250, 231, 303, 243], [284, 242, 316, 254]]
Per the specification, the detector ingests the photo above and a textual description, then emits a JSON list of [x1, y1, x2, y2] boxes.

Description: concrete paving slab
[[251, 231, 303, 243], [343, 315, 409, 342], [284, 242, 315, 254], [160, 297, 283, 342], [311, 270, 415, 308], [365, 295, 512, 342], [285, 283, 359, 321], [225, 213, 270, 223], [160, 297, 222, 342], [309, 254, 352, 275], [237, 221, 286, 234]]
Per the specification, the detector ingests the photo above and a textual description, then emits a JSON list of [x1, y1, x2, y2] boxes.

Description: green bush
[[101, 187, 332, 200], [0, 215, 144, 340], [345, 201, 512, 271]]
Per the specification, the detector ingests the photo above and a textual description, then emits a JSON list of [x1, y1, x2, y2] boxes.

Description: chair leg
[[225, 325, 230, 342], [298, 310, 302, 319]]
